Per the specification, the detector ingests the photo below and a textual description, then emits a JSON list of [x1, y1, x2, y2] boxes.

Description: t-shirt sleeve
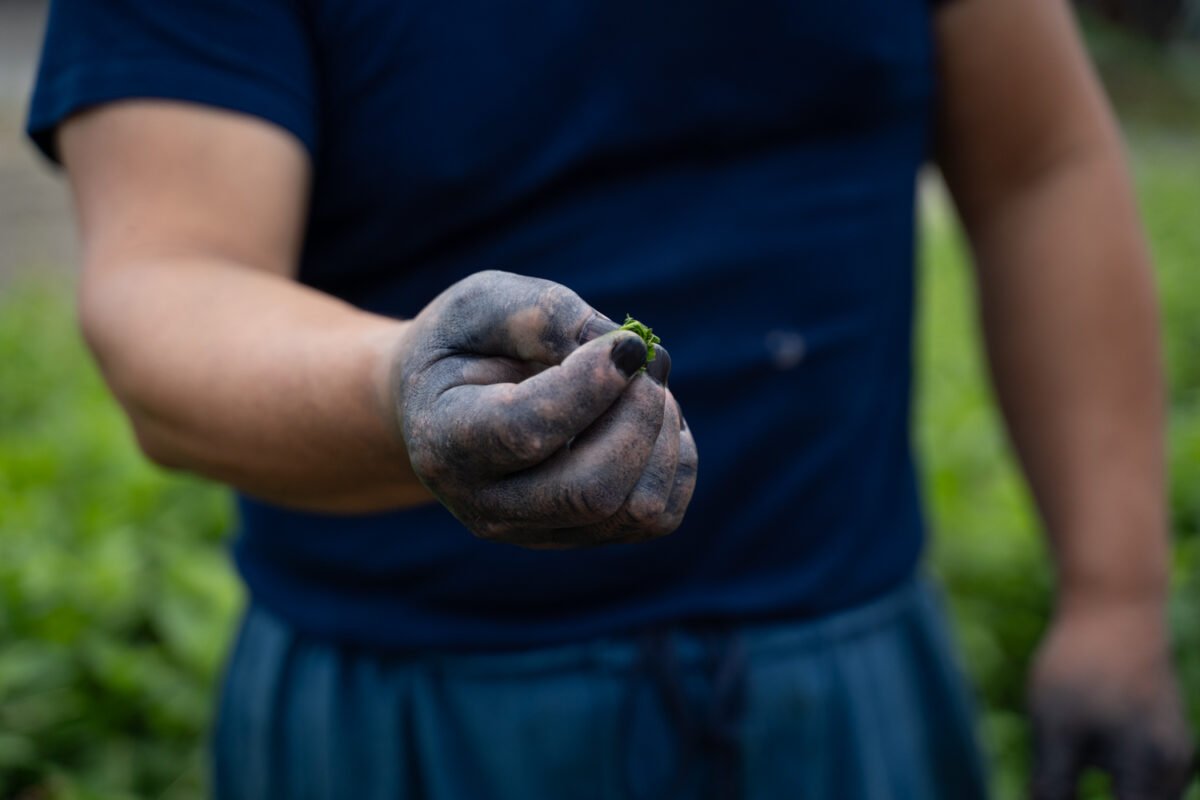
[[26, 0, 318, 164]]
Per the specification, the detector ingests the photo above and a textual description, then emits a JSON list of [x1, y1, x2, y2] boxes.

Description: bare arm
[[62, 100, 696, 541], [63, 101, 425, 511], [936, 0, 1167, 606], [935, 0, 1191, 796]]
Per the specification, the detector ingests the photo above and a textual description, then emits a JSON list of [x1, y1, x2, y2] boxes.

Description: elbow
[[77, 264, 125, 382], [127, 416, 187, 471], [76, 266, 132, 383], [76, 272, 186, 471]]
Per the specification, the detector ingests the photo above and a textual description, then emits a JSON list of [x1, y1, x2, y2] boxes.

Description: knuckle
[[446, 272, 491, 306], [537, 282, 587, 339], [407, 426, 471, 485], [538, 281, 576, 312], [462, 269, 512, 294], [675, 455, 699, 483], [403, 429, 444, 480], [629, 494, 684, 537], [567, 478, 626, 523], [407, 447, 440, 480], [441, 272, 511, 328], [495, 423, 552, 465], [648, 509, 686, 538], [624, 487, 670, 525]]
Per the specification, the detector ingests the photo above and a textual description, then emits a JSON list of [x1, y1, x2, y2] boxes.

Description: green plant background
[[2, 17, 1199, 800]]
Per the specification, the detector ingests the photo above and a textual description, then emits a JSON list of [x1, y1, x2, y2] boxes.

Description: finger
[[470, 375, 666, 537], [657, 400, 698, 533], [609, 397, 697, 545], [1108, 728, 1196, 800], [428, 270, 620, 365], [1030, 711, 1088, 800], [414, 331, 647, 477], [454, 355, 542, 386], [557, 389, 681, 543], [506, 393, 696, 549], [644, 344, 671, 387]]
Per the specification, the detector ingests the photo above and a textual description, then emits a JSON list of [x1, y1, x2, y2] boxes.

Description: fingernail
[[612, 336, 648, 378], [645, 345, 671, 386], [579, 313, 619, 345]]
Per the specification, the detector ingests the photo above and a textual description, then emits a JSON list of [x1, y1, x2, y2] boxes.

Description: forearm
[[962, 145, 1169, 610], [80, 255, 431, 512]]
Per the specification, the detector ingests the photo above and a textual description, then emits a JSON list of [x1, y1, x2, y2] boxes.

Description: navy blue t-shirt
[[30, 0, 936, 649]]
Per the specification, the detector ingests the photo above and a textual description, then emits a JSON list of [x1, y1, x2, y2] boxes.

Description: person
[[27, 0, 1195, 796]]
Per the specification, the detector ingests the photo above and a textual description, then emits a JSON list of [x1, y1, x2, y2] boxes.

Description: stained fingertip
[[645, 345, 671, 386], [612, 335, 649, 378]]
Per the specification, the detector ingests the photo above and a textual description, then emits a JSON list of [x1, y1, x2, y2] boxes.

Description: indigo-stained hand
[[1028, 601, 1195, 800], [392, 270, 698, 547]]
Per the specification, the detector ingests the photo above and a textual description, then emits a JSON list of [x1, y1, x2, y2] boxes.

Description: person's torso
[[236, 0, 937, 649]]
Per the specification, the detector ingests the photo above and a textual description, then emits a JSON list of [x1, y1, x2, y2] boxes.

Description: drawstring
[[706, 634, 747, 800], [621, 630, 748, 800]]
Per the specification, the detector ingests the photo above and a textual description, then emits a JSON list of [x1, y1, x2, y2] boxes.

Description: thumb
[[427, 330, 649, 475], [1031, 711, 1087, 800]]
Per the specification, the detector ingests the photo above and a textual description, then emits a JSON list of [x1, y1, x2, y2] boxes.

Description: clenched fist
[[390, 270, 698, 548]]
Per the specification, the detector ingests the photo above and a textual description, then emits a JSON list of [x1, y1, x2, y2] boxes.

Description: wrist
[[1056, 563, 1168, 609], [1053, 580, 1169, 639], [1051, 519, 1171, 618], [366, 316, 416, 447]]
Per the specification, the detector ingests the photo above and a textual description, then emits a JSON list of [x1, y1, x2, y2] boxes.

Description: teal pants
[[213, 577, 989, 799]]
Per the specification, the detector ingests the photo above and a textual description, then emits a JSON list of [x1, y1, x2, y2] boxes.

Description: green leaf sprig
[[620, 314, 661, 369]]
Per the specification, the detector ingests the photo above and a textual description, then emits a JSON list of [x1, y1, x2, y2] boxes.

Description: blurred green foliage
[[1, 14, 1199, 800], [0, 288, 241, 797]]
